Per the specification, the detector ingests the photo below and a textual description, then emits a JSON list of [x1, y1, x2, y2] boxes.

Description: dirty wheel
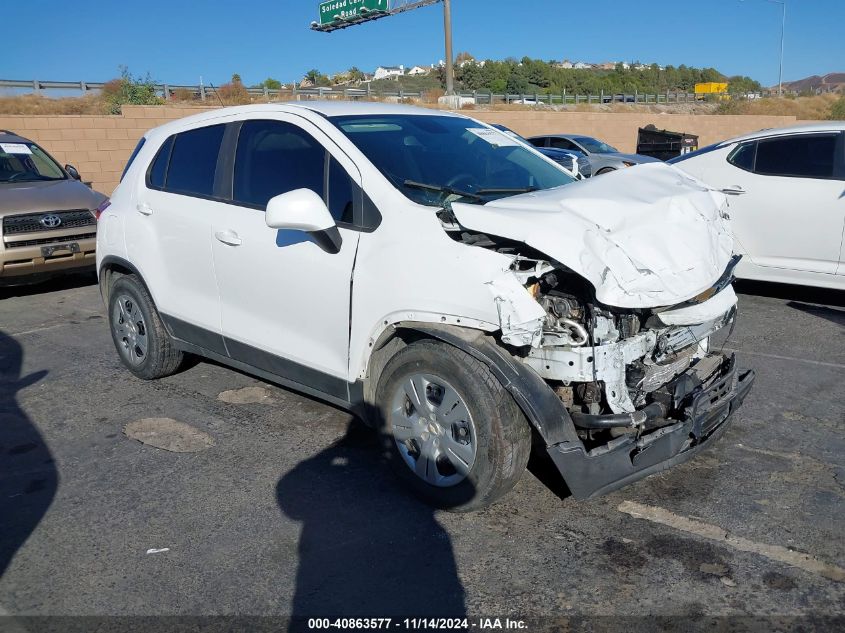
[[108, 274, 183, 380], [376, 339, 531, 511]]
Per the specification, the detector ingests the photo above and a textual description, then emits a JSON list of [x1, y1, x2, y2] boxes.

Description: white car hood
[[452, 162, 733, 308]]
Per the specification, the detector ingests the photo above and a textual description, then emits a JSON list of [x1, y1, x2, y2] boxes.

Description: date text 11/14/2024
[[306, 617, 528, 630]]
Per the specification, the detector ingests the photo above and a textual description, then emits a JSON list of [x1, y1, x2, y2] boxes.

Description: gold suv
[[0, 130, 107, 284]]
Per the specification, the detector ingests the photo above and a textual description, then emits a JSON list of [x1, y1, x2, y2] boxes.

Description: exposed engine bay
[[444, 216, 740, 447]]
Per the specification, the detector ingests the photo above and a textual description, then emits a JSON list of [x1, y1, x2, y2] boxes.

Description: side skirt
[[160, 313, 360, 411]]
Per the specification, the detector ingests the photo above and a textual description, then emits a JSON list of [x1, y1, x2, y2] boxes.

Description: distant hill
[[780, 72, 845, 94]]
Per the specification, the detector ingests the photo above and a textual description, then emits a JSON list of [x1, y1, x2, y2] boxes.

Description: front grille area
[[5, 232, 96, 248], [2, 210, 96, 235]]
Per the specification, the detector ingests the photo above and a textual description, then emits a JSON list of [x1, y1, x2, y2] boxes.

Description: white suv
[[98, 102, 754, 510]]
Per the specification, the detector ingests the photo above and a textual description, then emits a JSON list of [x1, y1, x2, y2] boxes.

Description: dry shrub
[[170, 88, 196, 102], [0, 93, 109, 115], [716, 94, 839, 120], [422, 88, 445, 104], [216, 81, 251, 105]]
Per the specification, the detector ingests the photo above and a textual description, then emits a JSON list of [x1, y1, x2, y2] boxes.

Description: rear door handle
[[136, 203, 154, 215], [721, 186, 746, 196], [214, 230, 242, 246]]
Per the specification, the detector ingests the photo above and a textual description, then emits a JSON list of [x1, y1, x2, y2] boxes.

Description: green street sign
[[318, 0, 389, 25]]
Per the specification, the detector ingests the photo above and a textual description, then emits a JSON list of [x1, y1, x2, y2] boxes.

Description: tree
[[455, 51, 474, 64], [231, 73, 243, 84], [259, 77, 282, 90], [347, 66, 366, 83], [305, 69, 322, 85]]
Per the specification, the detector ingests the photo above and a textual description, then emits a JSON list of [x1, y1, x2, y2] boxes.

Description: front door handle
[[721, 186, 746, 196], [136, 203, 154, 215], [214, 230, 242, 246]]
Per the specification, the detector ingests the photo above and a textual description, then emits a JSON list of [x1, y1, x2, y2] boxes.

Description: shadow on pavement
[[734, 279, 845, 307], [785, 301, 845, 328], [0, 271, 97, 300], [276, 419, 467, 628], [0, 330, 56, 578]]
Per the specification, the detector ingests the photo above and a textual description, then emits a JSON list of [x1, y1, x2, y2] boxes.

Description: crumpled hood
[[451, 162, 733, 308], [0, 180, 105, 214]]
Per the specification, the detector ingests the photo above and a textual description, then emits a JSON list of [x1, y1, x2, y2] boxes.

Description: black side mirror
[[65, 164, 81, 180]]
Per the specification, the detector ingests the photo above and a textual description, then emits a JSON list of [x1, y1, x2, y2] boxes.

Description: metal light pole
[[741, 0, 786, 96], [774, 0, 785, 97], [443, 0, 454, 95]]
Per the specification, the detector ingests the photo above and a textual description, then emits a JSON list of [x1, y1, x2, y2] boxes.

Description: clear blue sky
[[5, 0, 843, 87]]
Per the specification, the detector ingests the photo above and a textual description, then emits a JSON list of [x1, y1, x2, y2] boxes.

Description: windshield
[[0, 141, 66, 183], [330, 114, 574, 206], [572, 136, 618, 154]]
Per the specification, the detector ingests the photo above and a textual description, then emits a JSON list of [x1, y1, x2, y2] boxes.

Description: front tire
[[595, 167, 616, 175], [108, 274, 183, 380], [375, 339, 531, 511]]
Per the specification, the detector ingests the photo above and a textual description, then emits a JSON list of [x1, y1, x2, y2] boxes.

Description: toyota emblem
[[40, 214, 62, 228]]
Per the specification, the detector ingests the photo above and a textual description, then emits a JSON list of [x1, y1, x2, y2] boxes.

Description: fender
[[98, 255, 148, 304], [393, 322, 580, 447]]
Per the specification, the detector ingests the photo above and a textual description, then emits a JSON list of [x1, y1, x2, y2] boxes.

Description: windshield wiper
[[475, 186, 538, 195], [402, 179, 482, 201]]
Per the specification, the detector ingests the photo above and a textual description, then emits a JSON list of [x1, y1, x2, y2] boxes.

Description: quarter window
[[753, 134, 838, 179], [165, 125, 225, 197], [529, 138, 547, 148], [727, 142, 756, 172], [122, 138, 146, 181], [147, 136, 173, 189]]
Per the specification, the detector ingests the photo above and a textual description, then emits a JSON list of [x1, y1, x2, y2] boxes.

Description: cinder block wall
[[0, 104, 800, 196], [472, 111, 801, 155]]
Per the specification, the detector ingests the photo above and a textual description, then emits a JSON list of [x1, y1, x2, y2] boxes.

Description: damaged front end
[[445, 164, 756, 497], [504, 256, 755, 498]]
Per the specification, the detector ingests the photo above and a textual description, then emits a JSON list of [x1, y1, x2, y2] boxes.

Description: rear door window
[[549, 138, 577, 151], [753, 134, 838, 179], [529, 137, 547, 148], [165, 124, 225, 196]]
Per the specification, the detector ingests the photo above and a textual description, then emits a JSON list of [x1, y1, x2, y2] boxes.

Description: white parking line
[[617, 500, 845, 582], [725, 348, 845, 370]]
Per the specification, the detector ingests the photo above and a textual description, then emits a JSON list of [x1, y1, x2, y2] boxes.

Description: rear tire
[[596, 167, 616, 175], [108, 274, 183, 380], [375, 339, 531, 511]]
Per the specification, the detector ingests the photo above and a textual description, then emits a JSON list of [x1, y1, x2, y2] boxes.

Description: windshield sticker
[[0, 143, 33, 155], [467, 128, 520, 147]]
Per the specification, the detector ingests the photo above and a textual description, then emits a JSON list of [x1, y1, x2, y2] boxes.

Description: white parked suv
[[98, 102, 754, 510], [670, 122, 845, 290]]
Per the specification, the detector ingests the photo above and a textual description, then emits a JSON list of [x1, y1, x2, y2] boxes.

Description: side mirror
[[265, 188, 342, 254], [65, 164, 81, 180]]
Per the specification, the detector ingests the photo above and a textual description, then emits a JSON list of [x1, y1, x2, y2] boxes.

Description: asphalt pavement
[[0, 274, 843, 630]]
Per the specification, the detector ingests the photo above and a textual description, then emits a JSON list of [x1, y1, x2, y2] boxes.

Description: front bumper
[[0, 236, 96, 283], [547, 353, 755, 499]]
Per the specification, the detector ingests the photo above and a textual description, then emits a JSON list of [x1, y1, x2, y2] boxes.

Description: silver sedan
[[528, 134, 660, 176]]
